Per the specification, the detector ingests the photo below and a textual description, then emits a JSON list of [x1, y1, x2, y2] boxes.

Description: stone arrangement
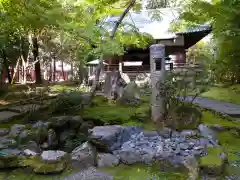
[[0, 116, 239, 179], [90, 125, 218, 166]]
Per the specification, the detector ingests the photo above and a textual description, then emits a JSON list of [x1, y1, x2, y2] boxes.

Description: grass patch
[[201, 111, 240, 161], [200, 147, 223, 167], [201, 84, 240, 104], [201, 111, 240, 128], [217, 132, 240, 161], [83, 95, 151, 125], [0, 119, 25, 129], [101, 163, 188, 180]]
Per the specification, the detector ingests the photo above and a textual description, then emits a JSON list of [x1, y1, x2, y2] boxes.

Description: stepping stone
[[0, 111, 20, 123], [180, 96, 240, 117], [9, 104, 42, 113]]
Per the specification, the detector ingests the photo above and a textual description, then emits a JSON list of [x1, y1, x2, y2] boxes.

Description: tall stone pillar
[[150, 44, 166, 123]]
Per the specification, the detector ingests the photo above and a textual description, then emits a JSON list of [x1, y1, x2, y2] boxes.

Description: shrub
[[48, 92, 83, 114]]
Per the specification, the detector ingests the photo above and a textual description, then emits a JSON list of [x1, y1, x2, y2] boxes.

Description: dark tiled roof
[[176, 24, 212, 34]]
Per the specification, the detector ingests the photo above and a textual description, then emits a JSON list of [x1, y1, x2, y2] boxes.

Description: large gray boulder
[[103, 71, 127, 100], [0, 137, 17, 150], [198, 124, 219, 146], [0, 128, 9, 136], [71, 142, 97, 168], [49, 116, 83, 129], [117, 82, 142, 105], [89, 125, 142, 152], [0, 149, 23, 168], [97, 153, 120, 167], [114, 148, 154, 165], [41, 150, 67, 162], [61, 167, 113, 180], [9, 124, 26, 138]]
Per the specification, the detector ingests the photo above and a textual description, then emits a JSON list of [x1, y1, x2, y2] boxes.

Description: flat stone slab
[[182, 97, 240, 116], [0, 111, 20, 122], [9, 104, 42, 113]]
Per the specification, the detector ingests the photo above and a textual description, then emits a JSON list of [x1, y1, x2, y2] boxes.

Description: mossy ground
[[101, 163, 188, 180], [201, 111, 240, 128], [1, 88, 240, 179], [0, 168, 74, 180], [200, 147, 223, 167], [201, 84, 240, 104]]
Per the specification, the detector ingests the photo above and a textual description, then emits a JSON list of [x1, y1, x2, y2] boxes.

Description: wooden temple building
[[97, 8, 212, 74]]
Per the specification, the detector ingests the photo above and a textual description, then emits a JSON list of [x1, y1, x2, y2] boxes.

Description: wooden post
[[150, 44, 166, 123], [119, 56, 123, 73]]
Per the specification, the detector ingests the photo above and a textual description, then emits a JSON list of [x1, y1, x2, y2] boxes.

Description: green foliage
[[175, 0, 240, 83], [0, 0, 151, 86], [64, 132, 88, 152], [166, 104, 202, 130], [162, 68, 209, 130]]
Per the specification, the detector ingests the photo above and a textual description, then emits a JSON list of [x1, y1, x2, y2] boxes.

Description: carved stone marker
[[103, 71, 126, 100], [150, 44, 166, 123]]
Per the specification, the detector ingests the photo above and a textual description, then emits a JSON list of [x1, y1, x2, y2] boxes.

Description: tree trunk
[[52, 57, 56, 82], [61, 60, 65, 80], [49, 61, 52, 81], [11, 58, 20, 84], [20, 36, 28, 84], [0, 70, 3, 88], [1, 49, 12, 83], [71, 62, 74, 79], [32, 36, 42, 84], [22, 58, 27, 84], [90, 0, 136, 97]]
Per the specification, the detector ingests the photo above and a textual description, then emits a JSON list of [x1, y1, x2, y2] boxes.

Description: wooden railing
[[104, 63, 203, 73]]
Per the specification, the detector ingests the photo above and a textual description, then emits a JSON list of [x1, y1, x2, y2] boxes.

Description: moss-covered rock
[[20, 156, 68, 174], [0, 149, 23, 168], [200, 147, 228, 176]]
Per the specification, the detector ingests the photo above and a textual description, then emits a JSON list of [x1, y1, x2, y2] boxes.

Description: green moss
[[217, 132, 240, 161], [0, 167, 74, 180], [83, 96, 151, 125], [83, 105, 136, 124], [200, 147, 223, 167], [134, 103, 150, 121], [20, 156, 68, 174], [0, 119, 25, 129], [101, 163, 188, 180], [201, 111, 240, 128], [201, 85, 240, 104]]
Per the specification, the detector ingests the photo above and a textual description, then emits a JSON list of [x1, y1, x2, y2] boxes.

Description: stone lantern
[[149, 44, 166, 123]]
